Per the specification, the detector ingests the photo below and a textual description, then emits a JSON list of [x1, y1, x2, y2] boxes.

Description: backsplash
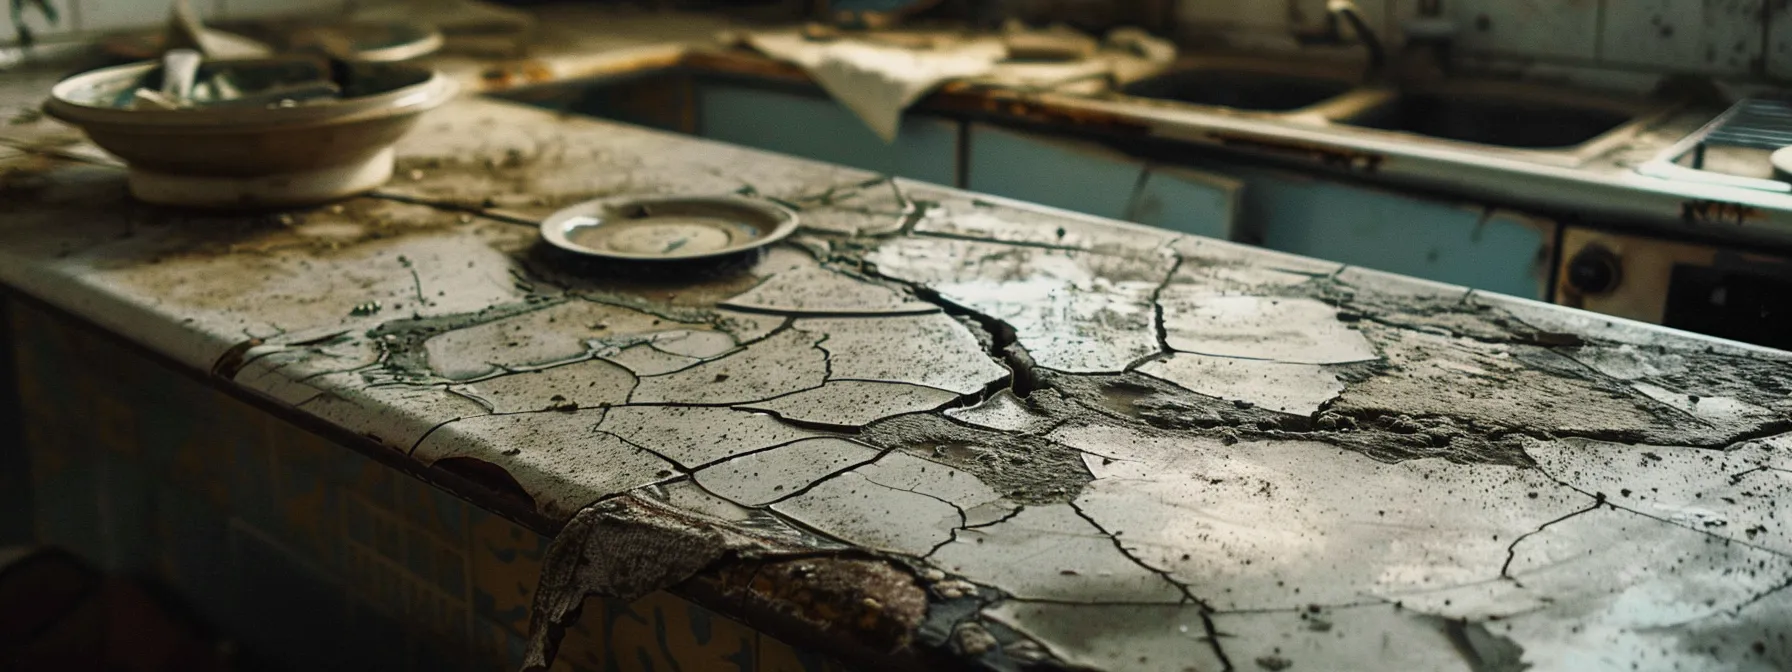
[[1, 0, 349, 44], [1176, 0, 1787, 81], [9, 0, 1789, 85]]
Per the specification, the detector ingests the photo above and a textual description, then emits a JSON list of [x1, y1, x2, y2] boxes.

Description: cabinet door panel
[[698, 84, 960, 186], [1251, 173, 1554, 300], [966, 123, 1145, 221], [1127, 166, 1242, 241]]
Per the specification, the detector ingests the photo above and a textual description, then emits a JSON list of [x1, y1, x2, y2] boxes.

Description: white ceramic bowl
[[43, 57, 457, 208]]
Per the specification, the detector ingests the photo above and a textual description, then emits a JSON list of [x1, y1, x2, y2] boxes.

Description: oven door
[[1556, 227, 1792, 350]]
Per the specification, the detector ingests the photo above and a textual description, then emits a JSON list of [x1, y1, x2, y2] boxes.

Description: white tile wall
[[1177, 0, 1785, 81], [1, 0, 346, 44], [4, 0, 1786, 82], [83, 0, 222, 32], [1599, 0, 1764, 73], [1410, 0, 1602, 60], [220, 0, 347, 20], [1770, 0, 1792, 78], [0, 0, 75, 44]]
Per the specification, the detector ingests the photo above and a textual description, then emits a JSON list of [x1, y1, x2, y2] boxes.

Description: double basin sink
[[1110, 56, 1668, 162]]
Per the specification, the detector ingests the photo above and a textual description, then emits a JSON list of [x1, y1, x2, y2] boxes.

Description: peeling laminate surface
[[3, 92, 1792, 672]]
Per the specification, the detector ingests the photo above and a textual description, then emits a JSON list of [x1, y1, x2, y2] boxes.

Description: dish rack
[[1637, 96, 1792, 194]]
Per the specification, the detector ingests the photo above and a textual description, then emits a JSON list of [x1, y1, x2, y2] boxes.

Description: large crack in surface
[[1066, 500, 1232, 670], [857, 414, 1094, 505], [226, 179, 1792, 672], [1500, 501, 1607, 579]]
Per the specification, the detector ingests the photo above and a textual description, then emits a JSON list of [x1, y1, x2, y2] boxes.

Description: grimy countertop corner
[[3, 22, 1792, 672]]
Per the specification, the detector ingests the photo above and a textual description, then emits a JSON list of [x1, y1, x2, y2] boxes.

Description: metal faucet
[[8, 0, 60, 47], [1399, 0, 1459, 81], [1293, 0, 1386, 81]]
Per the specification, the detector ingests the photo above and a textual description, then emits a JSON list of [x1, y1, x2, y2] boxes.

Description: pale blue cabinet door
[[1248, 171, 1555, 300], [966, 123, 1146, 220], [697, 84, 961, 186], [1127, 166, 1242, 241]]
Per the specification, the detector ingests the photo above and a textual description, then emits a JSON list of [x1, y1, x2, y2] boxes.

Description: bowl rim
[[100, 19, 445, 63], [42, 57, 458, 133]]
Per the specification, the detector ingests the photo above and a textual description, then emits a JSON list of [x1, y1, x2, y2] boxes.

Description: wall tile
[[1176, 0, 1295, 29], [1600, 0, 1765, 74], [68, 0, 347, 33], [220, 0, 344, 21], [1176, 0, 1393, 51], [1765, 0, 1792, 78], [468, 508, 547, 637], [268, 418, 345, 570], [0, 0, 73, 44], [1391, 0, 1602, 60], [81, 0, 224, 33]]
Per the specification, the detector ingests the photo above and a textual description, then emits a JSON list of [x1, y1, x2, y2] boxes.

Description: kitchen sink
[[1335, 91, 1636, 150], [1119, 69, 1357, 113]]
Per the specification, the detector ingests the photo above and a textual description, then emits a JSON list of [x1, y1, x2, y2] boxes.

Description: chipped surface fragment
[[942, 389, 1050, 433], [693, 437, 882, 507], [932, 504, 1185, 603], [803, 313, 1010, 395], [738, 380, 961, 427], [1138, 353, 1344, 415], [865, 236, 1172, 373], [414, 411, 676, 519], [1392, 507, 1792, 671], [1211, 606, 1477, 672], [1528, 438, 1792, 553], [454, 357, 636, 413], [984, 602, 1226, 672], [723, 265, 937, 316], [1058, 424, 1589, 610], [1632, 381, 1778, 425], [597, 406, 828, 469], [1160, 294, 1378, 364], [775, 451, 1013, 555], [423, 300, 695, 380], [630, 327, 828, 404]]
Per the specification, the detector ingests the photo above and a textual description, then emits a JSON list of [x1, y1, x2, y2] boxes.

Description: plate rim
[[538, 194, 801, 262]]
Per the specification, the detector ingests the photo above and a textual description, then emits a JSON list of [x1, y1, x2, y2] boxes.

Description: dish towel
[[746, 31, 1007, 143]]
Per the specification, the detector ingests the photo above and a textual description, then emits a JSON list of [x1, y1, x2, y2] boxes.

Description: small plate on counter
[[539, 196, 800, 264]]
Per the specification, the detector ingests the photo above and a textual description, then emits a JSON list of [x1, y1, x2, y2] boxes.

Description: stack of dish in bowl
[[43, 50, 456, 208]]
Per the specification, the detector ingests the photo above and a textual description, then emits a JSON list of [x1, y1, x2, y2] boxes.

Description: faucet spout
[[1293, 0, 1386, 81]]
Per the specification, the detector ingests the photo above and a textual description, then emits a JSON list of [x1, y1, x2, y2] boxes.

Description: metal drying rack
[[1637, 96, 1792, 194]]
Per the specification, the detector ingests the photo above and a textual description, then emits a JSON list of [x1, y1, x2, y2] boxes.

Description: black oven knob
[[1566, 244, 1622, 296]]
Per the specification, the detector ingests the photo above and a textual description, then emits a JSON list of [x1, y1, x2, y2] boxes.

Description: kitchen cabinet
[[967, 123, 1240, 240], [1126, 164, 1242, 241], [1557, 226, 1792, 350], [1243, 169, 1556, 300], [697, 83, 962, 187], [967, 122, 1145, 221], [502, 76, 963, 186], [497, 72, 696, 134]]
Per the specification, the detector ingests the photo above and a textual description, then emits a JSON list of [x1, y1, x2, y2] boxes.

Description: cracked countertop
[[4, 66, 1792, 672]]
